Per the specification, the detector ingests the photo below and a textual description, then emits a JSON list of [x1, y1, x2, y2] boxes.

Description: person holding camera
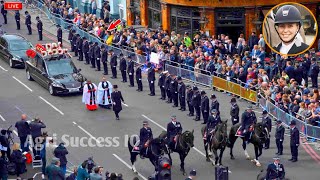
[[15, 114, 30, 153], [0, 129, 10, 160], [29, 117, 46, 157], [54, 143, 69, 176]]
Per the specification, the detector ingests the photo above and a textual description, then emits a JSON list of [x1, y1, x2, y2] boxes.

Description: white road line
[[39, 96, 64, 115], [0, 114, 5, 121], [122, 102, 129, 107], [12, 76, 33, 92], [0, 65, 8, 71], [13, 130, 18, 136], [112, 154, 148, 180], [73, 122, 101, 144]]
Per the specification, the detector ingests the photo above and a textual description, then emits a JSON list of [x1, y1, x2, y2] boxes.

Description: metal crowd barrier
[[259, 96, 320, 140]]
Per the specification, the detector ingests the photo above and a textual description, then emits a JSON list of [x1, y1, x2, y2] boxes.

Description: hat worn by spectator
[[177, 76, 182, 81], [211, 94, 216, 99], [230, 97, 236, 103], [193, 86, 198, 91], [201, 90, 206, 95]]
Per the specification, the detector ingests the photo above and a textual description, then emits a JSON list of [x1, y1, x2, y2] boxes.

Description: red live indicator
[[4, 2, 23, 10]]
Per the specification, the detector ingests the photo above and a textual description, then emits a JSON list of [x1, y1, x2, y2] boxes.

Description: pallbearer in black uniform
[[289, 120, 299, 162], [261, 110, 272, 149], [186, 85, 194, 116], [166, 115, 182, 151], [94, 42, 101, 71], [136, 65, 143, 91], [36, 16, 43, 41], [119, 53, 127, 82], [15, 11, 20, 30], [88, 42, 95, 68], [158, 70, 167, 100], [57, 25, 63, 46], [165, 72, 172, 103], [25, 11, 32, 35], [275, 120, 285, 155], [127, 55, 135, 87], [139, 121, 153, 158], [170, 75, 178, 107], [109, 50, 118, 78], [77, 35, 84, 61], [230, 98, 239, 125], [210, 94, 220, 115], [111, 85, 124, 120], [1, 1, 7, 24], [266, 157, 285, 180], [200, 91, 210, 124], [82, 37, 90, 64], [191, 86, 201, 121], [68, 29, 75, 51], [72, 33, 78, 56], [177, 76, 186, 111], [147, 62, 155, 96], [101, 44, 108, 75]]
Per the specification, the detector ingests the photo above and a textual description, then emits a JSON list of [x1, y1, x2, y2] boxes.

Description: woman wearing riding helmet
[[273, 4, 309, 55]]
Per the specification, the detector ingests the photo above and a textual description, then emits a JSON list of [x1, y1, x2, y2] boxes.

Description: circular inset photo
[[263, 2, 318, 56]]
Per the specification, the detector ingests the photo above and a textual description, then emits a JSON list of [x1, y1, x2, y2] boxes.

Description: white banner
[[150, 52, 159, 64]]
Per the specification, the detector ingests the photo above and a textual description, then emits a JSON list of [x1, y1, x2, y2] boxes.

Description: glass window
[[36, 56, 44, 71], [9, 40, 32, 51], [177, 18, 191, 30], [192, 20, 200, 31], [177, 8, 191, 17], [171, 16, 177, 31], [192, 10, 200, 17], [46, 59, 77, 76]]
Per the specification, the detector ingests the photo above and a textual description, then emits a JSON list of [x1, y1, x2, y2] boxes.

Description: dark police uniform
[[165, 74, 172, 103], [139, 126, 153, 157], [191, 87, 201, 121], [289, 121, 300, 162], [275, 121, 285, 155], [25, 12, 32, 35], [36, 17, 43, 41], [119, 55, 127, 82], [206, 112, 221, 142], [210, 95, 220, 115], [262, 111, 272, 149], [178, 79, 186, 111], [101, 46, 108, 75], [82, 39, 90, 64], [94, 44, 101, 71], [88, 42, 95, 68], [201, 92, 210, 124], [110, 52, 118, 78], [186, 87, 194, 116], [266, 162, 285, 180], [127, 58, 135, 87], [170, 77, 178, 107], [136, 65, 143, 91], [230, 102, 240, 125], [167, 121, 182, 150], [68, 29, 75, 51], [57, 26, 63, 46], [77, 36, 83, 61], [241, 109, 257, 139], [72, 34, 78, 56], [15, 11, 20, 30], [158, 72, 166, 100], [308, 60, 319, 88], [1, 2, 7, 24], [147, 64, 155, 96]]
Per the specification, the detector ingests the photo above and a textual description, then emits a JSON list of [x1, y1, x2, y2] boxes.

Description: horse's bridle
[[180, 132, 193, 151], [254, 125, 268, 141], [213, 123, 228, 144]]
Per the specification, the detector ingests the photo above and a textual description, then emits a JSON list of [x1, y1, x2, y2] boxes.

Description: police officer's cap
[[89, 42, 93, 45], [101, 44, 105, 49], [82, 37, 87, 40], [192, 86, 198, 91], [247, 105, 253, 110], [230, 97, 236, 103], [36, 16, 39, 19], [211, 109, 217, 114], [289, 120, 296, 125], [189, 169, 196, 176], [72, 29, 76, 33], [113, 85, 118, 88], [25, 11, 29, 14], [76, 34, 80, 37], [273, 156, 280, 161], [262, 110, 268, 115], [171, 115, 176, 119], [200, 90, 206, 95], [274, 5, 302, 25], [94, 42, 98, 45], [177, 76, 182, 81], [119, 53, 124, 57], [211, 94, 216, 99], [143, 120, 148, 125]]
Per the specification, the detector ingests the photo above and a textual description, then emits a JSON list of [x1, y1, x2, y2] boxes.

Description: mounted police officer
[[265, 157, 285, 180], [72, 33, 79, 56], [186, 85, 194, 117], [140, 121, 153, 159], [25, 11, 32, 35], [200, 91, 210, 124], [166, 115, 182, 152], [77, 35, 84, 61], [119, 53, 127, 82], [165, 72, 172, 103], [36, 16, 43, 41], [205, 109, 221, 144], [230, 98, 239, 125], [15, 10, 20, 30], [136, 64, 143, 91], [82, 37, 90, 64], [147, 62, 155, 96], [275, 120, 285, 155], [170, 75, 178, 107], [210, 94, 220, 115], [94, 42, 101, 71], [177, 76, 186, 111], [101, 45, 108, 75], [127, 54, 135, 87], [289, 120, 299, 162], [241, 106, 257, 142], [158, 70, 167, 100], [191, 86, 201, 121], [110, 50, 118, 78], [57, 25, 63, 46], [261, 110, 272, 149]]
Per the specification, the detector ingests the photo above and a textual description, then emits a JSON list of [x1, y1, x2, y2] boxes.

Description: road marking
[[0, 65, 8, 71], [112, 154, 148, 180], [39, 96, 64, 115], [12, 76, 33, 92], [73, 121, 101, 144], [32, 172, 42, 179], [13, 130, 18, 136], [0, 114, 5, 121], [122, 102, 129, 107]]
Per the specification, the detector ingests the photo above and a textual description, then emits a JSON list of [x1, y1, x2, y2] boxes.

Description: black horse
[[228, 122, 268, 166], [128, 136, 168, 173], [159, 130, 194, 175], [201, 120, 228, 165]]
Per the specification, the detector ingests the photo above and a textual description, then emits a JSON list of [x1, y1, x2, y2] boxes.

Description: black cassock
[[111, 91, 124, 112]]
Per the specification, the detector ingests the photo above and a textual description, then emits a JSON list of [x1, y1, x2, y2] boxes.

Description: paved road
[[0, 11, 320, 180]]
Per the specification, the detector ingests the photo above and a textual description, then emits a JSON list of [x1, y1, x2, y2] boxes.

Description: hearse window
[[36, 56, 45, 71]]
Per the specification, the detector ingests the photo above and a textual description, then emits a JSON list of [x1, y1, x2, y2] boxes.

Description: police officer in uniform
[[147, 62, 155, 96], [166, 115, 182, 151], [119, 53, 127, 82], [25, 11, 32, 35], [88, 42, 95, 68], [36, 16, 43, 41], [140, 121, 153, 158], [101, 45, 108, 75], [200, 91, 210, 124], [241, 106, 257, 142], [177, 76, 186, 111], [275, 120, 285, 155], [14, 10, 20, 30], [57, 25, 63, 46], [77, 35, 83, 61], [136, 64, 143, 91], [186, 85, 194, 116], [109, 50, 118, 78], [72, 33, 79, 56], [266, 157, 285, 180], [165, 73, 172, 103], [170, 75, 178, 107], [158, 70, 167, 100], [230, 98, 239, 125], [1, 1, 7, 24], [261, 110, 272, 149], [68, 29, 75, 51], [191, 86, 201, 121], [127, 55, 135, 87], [205, 109, 221, 143], [82, 37, 90, 64], [210, 95, 220, 115], [309, 57, 319, 88], [289, 120, 299, 162], [94, 42, 101, 71]]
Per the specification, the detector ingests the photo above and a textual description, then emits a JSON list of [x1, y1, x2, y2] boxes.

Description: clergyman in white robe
[[97, 80, 113, 108], [82, 81, 98, 111]]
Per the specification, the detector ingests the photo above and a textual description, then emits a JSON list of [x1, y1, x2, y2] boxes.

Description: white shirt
[[280, 40, 295, 54]]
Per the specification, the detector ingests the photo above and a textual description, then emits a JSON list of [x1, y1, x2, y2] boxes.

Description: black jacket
[[15, 12, 20, 20], [201, 96, 210, 112], [68, 30, 73, 40], [77, 38, 83, 51], [110, 54, 117, 67], [82, 41, 89, 53], [158, 73, 165, 87], [274, 42, 309, 55], [15, 120, 30, 137], [101, 49, 108, 63], [169, 78, 178, 93], [262, 116, 272, 132], [275, 125, 285, 140], [0, 157, 8, 175], [290, 127, 300, 146], [210, 100, 220, 114], [178, 82, 186, 97], [111, 91, 124, 112], [230, 103, 239, 118], [164, 75, 171, 90], [94, 45, 101, 59], [37, 20, 43, 31], [119, 57, 127, 71], [54, 145, 69, 166], [191, 91, 201, 107], [139, 127, 153, 146], [147, 67, 155, 81], [136, 67, 142, 80], [57, 28, 62, 38], [127, 60, 134, 74], [167, 122, 182, 139], [186, 90, 193, 102], [29, 121, 46, 138], [25, 14, 31, 25]]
